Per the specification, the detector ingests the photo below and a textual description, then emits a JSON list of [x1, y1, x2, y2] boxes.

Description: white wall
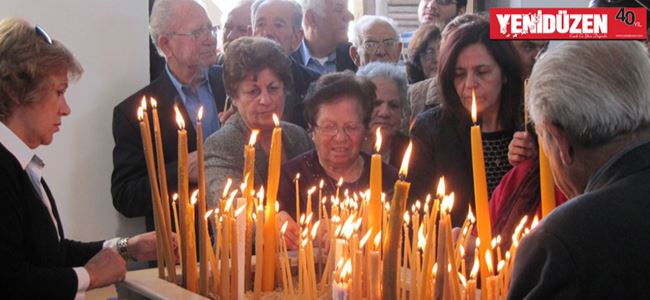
[[0, 1, 150, 241]]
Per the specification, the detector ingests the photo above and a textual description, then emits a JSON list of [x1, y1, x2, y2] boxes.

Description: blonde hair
[[0, 17, 82, 121]]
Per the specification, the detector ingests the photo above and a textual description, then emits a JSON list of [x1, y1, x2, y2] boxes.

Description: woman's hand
[[508, 131, 536, 166]]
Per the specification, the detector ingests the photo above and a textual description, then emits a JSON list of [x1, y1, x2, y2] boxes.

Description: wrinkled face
[[253, 0, 303, 54], [370, 77, 402, 140], [312, 96, 366, 169], [163, 2, 217, 69], [419, 39, 440, 79], [418, 0, 459, 27], [233, 68, 286, 130], [13, 69, 71, 148], [511, 40, 547, 77], [222, 4, 251, 47], [356, 21, 402, 66], [453, 43, 504, 119], [313, 0, 354, 47]]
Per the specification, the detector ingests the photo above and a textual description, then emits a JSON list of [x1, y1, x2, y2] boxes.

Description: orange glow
[[339, 259, 352, 283], [373, 231, 382, 250], [223, 178, 233, 198], [360, 229, 372, 249], [311, 221, 321, 239], [174, 105, 185, 130], [485, 250, 494, 275], [399, 142, 413, 177], [249, 130, 259, 146], [436, 176, 446, 198], [141, 96, 147, 110], [137, 106, 144, 121], [205, 209, 214, 219], [191, 190, 198, 206], [403, 212, 410, 225], [197, 106, 204, 122], [172, 193, 178, 202], [470, 254, 480, 279], [235, 202, 247, 217], [272, 113, 280, 127], [150, 97, 157, 108], [281, 221, 288, 234], [417, 227, 426, 250], [375, 127, 382, 152], [471, 89, 477, 124]]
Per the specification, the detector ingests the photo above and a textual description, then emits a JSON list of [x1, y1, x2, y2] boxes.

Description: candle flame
[[191, 189, 198, 206], [272, 113, 280, 127], [467, 207, 476, 223], [337, 177, 343, 187], [141, 96, 148, 110], [417, 227, 426, 250], [174, 105, 185, 130], [257, 186, 265, 202], [360, 229, 372, 249], [485, 250, 494, 275], [306, 212, 313, 225], [319, 179, 324, 189], [205, 209, 214, 219], [281, 221, 288, 234], [403, 212, 410, 225], [275, 201, 279, 213], [436, 177, 446, 198], [491, 238, 497, 249], [172, 193, 178, 202], [248, 129, 259, 146], [197, 106, 204, 122], [235, 202, 247, 217], [496, 235, 502, 245], [459, 245, 465, 257], [311, 221, 321, 239], [470, 254, 480, 279], [375, 127, 382, 152], [137, 106, 144, 122], [399, 142, 413, 177], [301, 239, 308, 249], [531, 215, 540, 229], [497, 260, 505, 273], [150, 97, 157, 108], [476, 237, 480, 248], [225, 190, 237, 212], [223, 178, 233, 198], [308, 186, 317, 196], [471, 89, 477, 124], [505, 251, 511, 260], [373, 231, 382, 250], [339, 259, 352, 283], [459, 273, 467, 287], [432, 263, 438, 276]]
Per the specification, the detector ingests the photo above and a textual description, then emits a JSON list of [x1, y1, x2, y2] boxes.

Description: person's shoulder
[[114, 72, 169, 113], [283, 149, 316, 170], [281, 121, 309, 137], [207, 64, 224, 80]]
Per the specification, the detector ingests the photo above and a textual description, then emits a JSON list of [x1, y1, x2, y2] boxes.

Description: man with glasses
[[251, 0, 320, 128], [112, 0, 226, 233], [402, 0, 466, 51], [350, 15, 403, 67]]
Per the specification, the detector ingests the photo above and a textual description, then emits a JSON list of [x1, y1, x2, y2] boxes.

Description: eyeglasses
[[171, 25, 218, 41], [315, 123, 364, 137], [361, 39, 398, 53], [35, 24, 52, 45]]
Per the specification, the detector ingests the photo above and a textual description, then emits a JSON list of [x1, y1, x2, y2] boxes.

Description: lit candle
[[333, 259, 352, 300], [368, 127, 383, 242], [186, 190, 199, 292], [149, 98, 176, 283], [262, 114, 282, 291], [243, 129, 258, 291], [467, 254, 479, 300], [419, 178, 443, 299], [172, 193, 183, 267], [539, 142, 557, 217], [370, 232, 382, 300], [195, 106, 210, 296], [470, 90, 493, 297], [233, 198, 247, 300], [382, 142, 412, 299], [253, 188, 265, 299]]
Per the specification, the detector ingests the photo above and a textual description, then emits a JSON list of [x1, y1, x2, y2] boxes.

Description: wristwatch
[[118, 237, 131, 260]]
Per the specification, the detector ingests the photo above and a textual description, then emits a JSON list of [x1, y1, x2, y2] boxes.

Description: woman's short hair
[[356, 61, 409, 123], [0, 18, 83, 121], [222, 36, 293, 97], [405, 23, 441, 84], [303, 71, 375, 128], [437, 17, 523, 130], [529, 41, 650, 147]]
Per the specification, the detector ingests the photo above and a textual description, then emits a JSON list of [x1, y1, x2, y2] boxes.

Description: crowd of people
[[1, 0, 650, 298]]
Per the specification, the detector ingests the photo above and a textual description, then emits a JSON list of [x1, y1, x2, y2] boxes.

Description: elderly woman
[[204, 37, 312, 207], [0, 18, 159, 298], [405, 24, 441, 121], [357, 62, 410, 169], [277, 72, 398, 243], [409, 18, 523, 226]]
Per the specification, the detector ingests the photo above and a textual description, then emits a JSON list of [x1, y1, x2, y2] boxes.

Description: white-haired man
[[112, 0, 226, 232], [509, 40, 650, 298], [350, 15, 403, 67], [217, 0, 252, 64], [291, 0, 356, 74]]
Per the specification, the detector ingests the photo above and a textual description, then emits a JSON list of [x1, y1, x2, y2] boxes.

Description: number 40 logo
[[615, 7, 637, 26]]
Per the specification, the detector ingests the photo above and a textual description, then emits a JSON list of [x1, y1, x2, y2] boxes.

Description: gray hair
[[350, 15, 400, 47], [356, 62, 410, 128], [149, 0, 207, 57], [529, 41, 650, 147], [252, 0, 303, 32], [300, 0, 325, 17]]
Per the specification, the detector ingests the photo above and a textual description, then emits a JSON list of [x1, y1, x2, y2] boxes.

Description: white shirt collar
[[0, 122, 36, 170]]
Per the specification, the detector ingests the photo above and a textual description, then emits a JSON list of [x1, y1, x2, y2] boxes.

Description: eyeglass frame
[[35, 24, 53, 45], [170, 25, 218, 41], [313, 123, 365, 137], [360, 39, 399, 54]]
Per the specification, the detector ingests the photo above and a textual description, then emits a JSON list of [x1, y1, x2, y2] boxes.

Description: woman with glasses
[[409, 17, 524, 226], [405, 23, 442, 122], [0, 18, 161, 298], [204, 37, 312, 210], [277, 72, 398, 248]]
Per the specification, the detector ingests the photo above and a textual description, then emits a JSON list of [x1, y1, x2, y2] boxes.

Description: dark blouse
[[278, 150, 399, 220]]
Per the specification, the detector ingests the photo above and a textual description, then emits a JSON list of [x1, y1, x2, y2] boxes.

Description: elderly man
[[251, 0, 320, 127], [402, 0, 466, 50], [508, 41, 650, 298], [291, 0, 356, 74], [217, 0, 252, 64], [112, 0, 226, 232], [349, 16, 403, 67]]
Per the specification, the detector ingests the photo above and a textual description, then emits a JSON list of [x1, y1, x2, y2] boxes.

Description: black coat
[[508, 140, 650, 299], [0, 143, 103, 299], [291, 42, 358, 73], [284, 58, 320, 128], [111, 65, 226, 231]]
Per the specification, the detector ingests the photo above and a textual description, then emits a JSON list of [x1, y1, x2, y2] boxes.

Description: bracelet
[[117, 237, 131, 260]]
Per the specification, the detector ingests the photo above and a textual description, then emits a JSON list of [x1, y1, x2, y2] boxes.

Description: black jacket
[[291, 42, 357, 73]]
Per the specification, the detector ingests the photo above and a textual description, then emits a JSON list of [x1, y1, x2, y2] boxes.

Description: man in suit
[[250, 0, 319, 128], [508, 41, 650, 298], [112, 0, 226, 231], [291, 0, 357, 74], [0, 17, 160, 299]]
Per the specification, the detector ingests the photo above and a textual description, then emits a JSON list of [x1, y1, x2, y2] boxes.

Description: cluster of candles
[[135, 83, 556, 299]]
